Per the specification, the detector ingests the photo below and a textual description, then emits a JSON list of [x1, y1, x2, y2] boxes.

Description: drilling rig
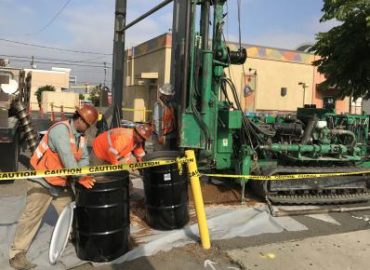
[[171, 0, 370, 204], [113, 0, 370, 205]]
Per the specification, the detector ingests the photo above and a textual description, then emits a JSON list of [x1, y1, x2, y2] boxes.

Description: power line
[[10, 58, 111, 69], [0, 38, 112, 55], [0, 54, 112, 66], [80, 55, 112, 62], [30, 0, 72, 35]]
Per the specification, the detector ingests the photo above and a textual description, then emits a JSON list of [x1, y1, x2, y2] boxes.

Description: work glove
[[78, 176, 95, 189]]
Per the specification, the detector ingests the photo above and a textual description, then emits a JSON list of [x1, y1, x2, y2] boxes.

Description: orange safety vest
[[162, 105, 175, 135], [30, 120, 85, 186], [92, 128, 145, 165]]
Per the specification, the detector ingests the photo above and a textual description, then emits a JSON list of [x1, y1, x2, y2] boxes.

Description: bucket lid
[[49, 201, 75, 265]]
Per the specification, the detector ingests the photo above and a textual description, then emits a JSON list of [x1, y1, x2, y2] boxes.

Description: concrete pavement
[[227, 229, 370, 270]]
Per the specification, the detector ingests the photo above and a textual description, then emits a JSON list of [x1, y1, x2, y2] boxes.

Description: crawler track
[[251, 166, 370, 204]]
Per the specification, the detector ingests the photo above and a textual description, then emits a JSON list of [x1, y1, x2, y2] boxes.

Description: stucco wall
[[123, 33, 355, 116], [41, 91, 79, 113], [126, 33, 172, 87], [25, 69, 70, 110], [122, 85, 152, 122], [229, 58, 314, 113], [128, 49, 168, 86]]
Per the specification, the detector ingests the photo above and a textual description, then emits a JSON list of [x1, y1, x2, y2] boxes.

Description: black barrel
[[143, 151, 189, 230], [74, 171, 130, 262]]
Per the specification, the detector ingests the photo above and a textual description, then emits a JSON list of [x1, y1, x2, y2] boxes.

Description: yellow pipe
[[185, 150, 211, 249]]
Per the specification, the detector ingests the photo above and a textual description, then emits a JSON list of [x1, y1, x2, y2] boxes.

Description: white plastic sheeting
[[102, 204, 307, 266], [0, 195, 307, 269]]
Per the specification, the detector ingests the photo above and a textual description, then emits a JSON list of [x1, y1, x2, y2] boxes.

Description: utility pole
[[298, 82, 308, 106], [111, 0, 127, 127], [103, 62, 107, 88], [30, 56, 36, 69]]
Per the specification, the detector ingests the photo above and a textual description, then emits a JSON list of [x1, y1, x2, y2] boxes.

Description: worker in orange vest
[[9, 105, 98, 270], [153, 83, 177, 150], [90, 123, 154, 166]]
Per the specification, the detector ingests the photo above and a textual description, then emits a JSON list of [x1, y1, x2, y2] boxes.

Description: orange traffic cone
[[50, 104, 55, 122], [39, 106, 44, 119], [61, 105, 66, 121]]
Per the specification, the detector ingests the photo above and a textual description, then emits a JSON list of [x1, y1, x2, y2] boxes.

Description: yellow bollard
[[185, 150, 211, 249]]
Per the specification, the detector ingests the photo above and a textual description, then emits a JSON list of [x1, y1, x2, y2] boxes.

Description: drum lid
[[49, 201, 75, 265]]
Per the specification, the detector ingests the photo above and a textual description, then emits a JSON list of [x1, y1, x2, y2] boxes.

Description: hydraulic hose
[[331, 129, 356, 148], [301, 115, 318, 144]]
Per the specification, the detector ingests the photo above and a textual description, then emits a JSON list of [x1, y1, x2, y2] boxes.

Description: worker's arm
[[77, 141, 89, 167], [48, 125, 79, 169], [107, 151, 120, 165], [133, 145, 145, 162], [153, 102, 162, 137], [49, 124, 95, 188]]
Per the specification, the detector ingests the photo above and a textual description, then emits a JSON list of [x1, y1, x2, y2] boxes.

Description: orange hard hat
[[135, 123, 153, 140], [77, 104, 98, 126]]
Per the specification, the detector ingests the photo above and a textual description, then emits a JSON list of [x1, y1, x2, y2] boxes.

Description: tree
[[79, 94, 85, 100], [310, 0, 370, 99], [35, 85, 55, 108], [89, 84, 101, 106]]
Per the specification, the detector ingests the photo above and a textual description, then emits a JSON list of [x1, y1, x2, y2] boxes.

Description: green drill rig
[[175, 0, 370, 204]]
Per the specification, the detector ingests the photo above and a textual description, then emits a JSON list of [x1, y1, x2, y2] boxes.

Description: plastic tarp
[[103, 204, 307, 266], [0, 193, 307, 269]]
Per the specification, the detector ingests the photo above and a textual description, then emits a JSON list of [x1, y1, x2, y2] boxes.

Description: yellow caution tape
[[1, 155, 370, 182], [0, 158, 189, 181], [203, 169, 370, 181]]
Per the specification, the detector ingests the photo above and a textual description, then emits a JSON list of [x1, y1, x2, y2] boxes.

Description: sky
[[0, 0, 337, 86]]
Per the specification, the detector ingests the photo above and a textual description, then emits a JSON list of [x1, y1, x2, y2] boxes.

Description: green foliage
[[79, 94, 85, 100], [35, 85, 55, 106], [310, 0, 370, 99], [89, 84, 101, 106]]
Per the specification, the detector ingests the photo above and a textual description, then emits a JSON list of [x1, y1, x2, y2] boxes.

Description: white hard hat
[[159, 83, 175, 96]]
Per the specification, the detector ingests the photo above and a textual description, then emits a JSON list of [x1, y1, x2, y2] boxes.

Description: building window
[[281, 87, 287, 97]]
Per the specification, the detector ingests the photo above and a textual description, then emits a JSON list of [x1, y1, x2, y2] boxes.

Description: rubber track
[[268, 192, 370, 205], [251, 165, 370, 205]]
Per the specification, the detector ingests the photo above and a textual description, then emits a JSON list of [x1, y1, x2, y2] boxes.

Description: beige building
[[123, 33, 353, 122], [123, 34, 172, 121], [24, 67, 79, 113]]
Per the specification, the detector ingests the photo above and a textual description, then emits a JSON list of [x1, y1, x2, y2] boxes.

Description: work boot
[[9, 252, 37, 270]]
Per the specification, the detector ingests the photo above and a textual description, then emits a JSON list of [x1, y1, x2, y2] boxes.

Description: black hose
[[250, 121, 276, 137], [301, 115, 318, 144], [222, 77, 265, 148], [331, 129, 357, 148], [220, 77, 236, 108]]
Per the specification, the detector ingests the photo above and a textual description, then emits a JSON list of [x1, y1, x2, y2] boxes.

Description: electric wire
[[0, 38, 112, 55], [0, 54, 112, 66], [10, 58, 111, 69], [29, 0, 72, 35]]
